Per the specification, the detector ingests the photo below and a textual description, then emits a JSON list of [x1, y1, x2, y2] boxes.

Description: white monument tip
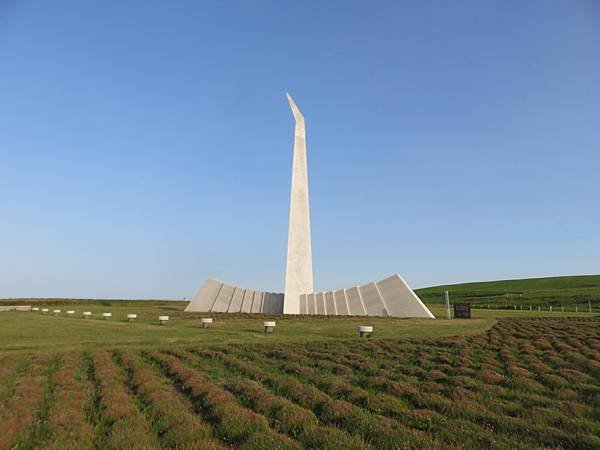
[[286, 93, 304, 121]]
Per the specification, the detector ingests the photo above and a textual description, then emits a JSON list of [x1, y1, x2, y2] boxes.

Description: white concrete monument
[[283, 93, 313, 314], [185, 94, 434, 319]]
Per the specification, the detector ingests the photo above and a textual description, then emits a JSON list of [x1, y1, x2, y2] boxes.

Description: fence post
[[445, 291, 451, 320]]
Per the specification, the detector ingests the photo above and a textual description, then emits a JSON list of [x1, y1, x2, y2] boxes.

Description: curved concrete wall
[[185, 274, 434, 318]]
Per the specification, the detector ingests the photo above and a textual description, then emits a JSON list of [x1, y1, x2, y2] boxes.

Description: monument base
[[185, 274, 434, 319]]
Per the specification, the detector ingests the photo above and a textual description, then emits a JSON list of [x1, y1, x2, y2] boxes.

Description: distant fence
[[471, 302, 599, 313]]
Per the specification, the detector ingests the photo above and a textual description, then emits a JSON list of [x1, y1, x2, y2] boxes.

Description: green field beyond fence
[[416, 274, 600, 310]]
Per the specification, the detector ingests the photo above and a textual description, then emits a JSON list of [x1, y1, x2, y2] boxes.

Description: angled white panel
[[299, 294, 307, 314], [251, 292, 264, 313], [212, 283, 235, 312], [272, 293, 285, 314], [359, 282, 389, 317], [346, 287, 366, 316], [262, 292, 279, 314], [307, 293, 316, 315], [240, 290, 254, 313], [377, 274, 435, 318], [324, 291, 335, 315], [185, 278, 223, 312], [333, 289, 349, 315], [228, 288, 245, 313], [315, 292, 325, 315]]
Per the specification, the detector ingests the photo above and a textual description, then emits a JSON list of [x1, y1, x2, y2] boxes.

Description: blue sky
[[1, 1, 599, 299]]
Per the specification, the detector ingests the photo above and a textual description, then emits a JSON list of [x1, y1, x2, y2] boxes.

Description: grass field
[[1, 276, 599, 448], [0, 315, 598, 449], [0, 301, 597, 354], [416, 274, 600, 308]]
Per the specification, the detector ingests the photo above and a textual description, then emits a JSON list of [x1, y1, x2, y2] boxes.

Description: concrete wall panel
[[185, 278, 223, 312], [346, 287, 366, 315], [377, 275, 435, 318], [251, 292, 264, 313], [334, 289, 349, 315], [240, 290, 254, 313], [299, 294, 307, 314], [316, 292, 325, 315], [212, 283, 235, 312], [307, 293, 316, 314], [228, 288, 245, 313], [359, 282, 388, 317], [324, 291, 335, 315]]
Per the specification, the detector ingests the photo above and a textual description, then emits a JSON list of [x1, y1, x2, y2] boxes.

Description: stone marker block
[[102, 313, 112, 320], [127, 314, 137, 322], [201, 318, 213, 328], [263, 321, 276, 333], [158, 315, 169, 325], [357, 325, 373, 338], [83, 311, 92, 318]]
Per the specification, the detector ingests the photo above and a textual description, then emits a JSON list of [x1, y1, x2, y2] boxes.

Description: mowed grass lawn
[[1, 300, 597, 354], [0, 301, 589, 353]]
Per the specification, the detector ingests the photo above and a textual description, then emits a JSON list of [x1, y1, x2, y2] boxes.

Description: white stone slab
[[240, 290, 254, 313], [228, 287, 245, 313], [359, 282, 388, 317], [334, 289, 349, 315]]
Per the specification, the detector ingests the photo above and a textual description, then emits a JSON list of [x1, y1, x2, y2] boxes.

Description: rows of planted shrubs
[[0, 317, 597, 449]]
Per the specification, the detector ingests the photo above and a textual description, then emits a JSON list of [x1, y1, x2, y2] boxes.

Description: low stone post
[[358, 326, 373, 338], [263, 321, 276, 333], [127, 314, 137, 322], [158, 315, 169, 325], [201, 318, 213, 328]]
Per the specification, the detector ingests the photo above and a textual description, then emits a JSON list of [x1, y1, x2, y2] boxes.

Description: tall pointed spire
[[284, 93, 313, 314]]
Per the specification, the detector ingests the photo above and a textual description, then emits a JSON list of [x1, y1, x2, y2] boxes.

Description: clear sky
[[1, 1, 599, 299]]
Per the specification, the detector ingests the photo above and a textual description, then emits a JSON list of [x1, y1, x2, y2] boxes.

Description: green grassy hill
[[416, 274, 600, 307]]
